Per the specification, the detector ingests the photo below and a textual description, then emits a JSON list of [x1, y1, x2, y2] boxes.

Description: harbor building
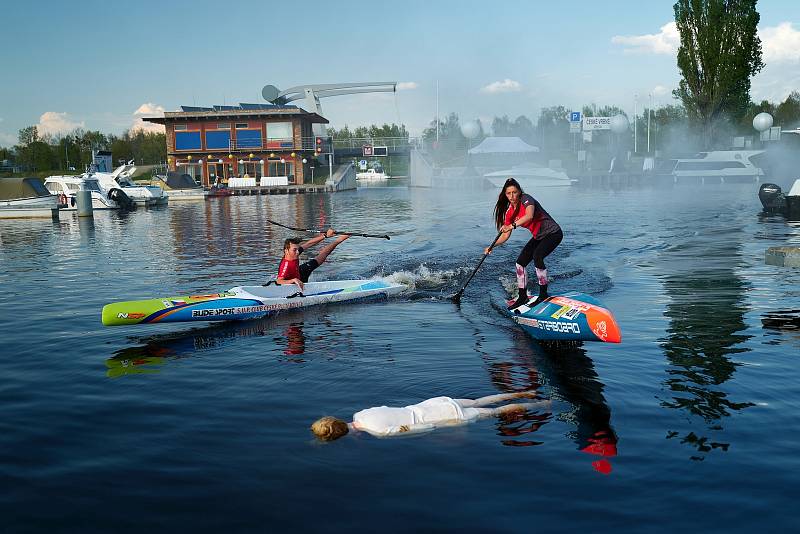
[[143, 104, 328, 187]]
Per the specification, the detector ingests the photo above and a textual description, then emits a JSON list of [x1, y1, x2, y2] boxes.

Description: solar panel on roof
[[213, 105, 237, 111], [180, 106, 213, 112]]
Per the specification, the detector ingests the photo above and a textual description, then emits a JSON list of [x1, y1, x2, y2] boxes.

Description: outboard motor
[[108, 188, 135, 210], [758, 183, 786, 213]]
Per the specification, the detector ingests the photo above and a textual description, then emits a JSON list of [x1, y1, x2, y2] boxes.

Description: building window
[[174, 124, 188, 131], [176, 131, 202, 151], [266, 122, 293, 148], [217, 123, 231, 129], [235, 123, 248, 129], [236, 129, 262, 149], [206, 130, 231, 150]]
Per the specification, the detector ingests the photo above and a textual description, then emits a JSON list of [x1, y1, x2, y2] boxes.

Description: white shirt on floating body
[[352, 397, 481, 437]]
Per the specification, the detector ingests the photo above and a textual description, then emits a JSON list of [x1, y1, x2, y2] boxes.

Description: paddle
[[451, 231, 503, 304], [266, 219, 390, 240]]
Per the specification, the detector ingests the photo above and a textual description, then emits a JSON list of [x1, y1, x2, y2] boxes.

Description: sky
[[0, 0, 798, 147]]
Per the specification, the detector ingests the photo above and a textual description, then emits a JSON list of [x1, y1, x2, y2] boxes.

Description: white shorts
[[407, 397, 480, 424]]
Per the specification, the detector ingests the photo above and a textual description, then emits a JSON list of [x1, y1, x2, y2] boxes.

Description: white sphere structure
[[460, 120, 481, 139], [610, 114, 629, 134], [753, 112, 773, 132]]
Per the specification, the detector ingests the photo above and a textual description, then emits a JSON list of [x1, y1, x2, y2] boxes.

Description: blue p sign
[[570, 111, 582, 122]]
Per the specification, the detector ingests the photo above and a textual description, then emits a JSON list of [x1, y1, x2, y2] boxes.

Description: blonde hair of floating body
[[311, 416, 349, 441]]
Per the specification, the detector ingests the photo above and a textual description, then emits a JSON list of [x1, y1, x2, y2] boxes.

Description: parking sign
[[570, 111, 582, 123]]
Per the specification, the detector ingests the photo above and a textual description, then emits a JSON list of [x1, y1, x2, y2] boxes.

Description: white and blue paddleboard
[[502, 291, 621, 343], [102, 279, 405, 326]]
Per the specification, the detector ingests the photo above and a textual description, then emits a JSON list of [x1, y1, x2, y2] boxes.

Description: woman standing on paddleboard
[[485, 177, 563, 310]]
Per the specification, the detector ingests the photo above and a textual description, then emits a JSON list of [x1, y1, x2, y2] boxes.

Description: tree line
[[2, 126, 166, 175]]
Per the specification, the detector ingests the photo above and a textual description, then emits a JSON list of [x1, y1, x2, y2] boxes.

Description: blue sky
[[1, 0, 798, 146]]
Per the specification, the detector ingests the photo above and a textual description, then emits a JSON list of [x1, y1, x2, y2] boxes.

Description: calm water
[[1, 181, 799, 532]]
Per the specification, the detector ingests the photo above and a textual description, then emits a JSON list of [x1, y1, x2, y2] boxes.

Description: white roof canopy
[[468, 136, 539, 154]]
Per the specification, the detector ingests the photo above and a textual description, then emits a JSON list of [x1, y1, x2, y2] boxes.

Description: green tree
[[673, 0, 764, 148], [18, 125, 39, 146], [775, 91, 800, 129]]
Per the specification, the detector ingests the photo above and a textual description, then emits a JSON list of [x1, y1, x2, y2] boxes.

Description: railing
[[223, 136, 422, 152], [330, 137, 419, 150], [227, 137, 318, 151]]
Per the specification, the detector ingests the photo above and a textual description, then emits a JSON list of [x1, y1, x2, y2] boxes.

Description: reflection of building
[[144, 104, 328, 187]]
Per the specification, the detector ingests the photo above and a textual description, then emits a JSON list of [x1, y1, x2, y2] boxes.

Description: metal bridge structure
[[261, 82, 398, 137]]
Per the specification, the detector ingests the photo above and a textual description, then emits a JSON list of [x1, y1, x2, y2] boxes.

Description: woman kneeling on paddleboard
[[486, 177, 563, 311], [276, 228, 350, 291]]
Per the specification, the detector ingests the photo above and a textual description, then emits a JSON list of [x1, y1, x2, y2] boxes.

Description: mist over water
[[0, 181, 798, 531]]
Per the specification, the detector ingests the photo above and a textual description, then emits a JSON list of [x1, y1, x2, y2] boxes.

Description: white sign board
[[359, 159, 368, 170], [570, 122, 581, 133], [583, 117, 612, 130], [582, 131, 593, 143]]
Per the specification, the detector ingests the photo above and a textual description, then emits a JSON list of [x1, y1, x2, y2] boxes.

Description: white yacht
[[0, 177, 59, 219], [93, 163, 169, 206], [43, 174, 127, 210], [356, 163, 390, 182], [484, 161, 575, 188], [671, 150, 765, 183]]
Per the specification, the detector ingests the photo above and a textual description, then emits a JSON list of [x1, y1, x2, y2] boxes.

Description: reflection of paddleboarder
[[480, 331, 618, 473], [311, 392, 547, 441], [284, 324, 305, 356]]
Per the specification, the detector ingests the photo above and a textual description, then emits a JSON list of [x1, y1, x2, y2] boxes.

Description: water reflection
[[476, 325, 618, 474], [657, 228, 754, 460], [105, 308, 346, 377]]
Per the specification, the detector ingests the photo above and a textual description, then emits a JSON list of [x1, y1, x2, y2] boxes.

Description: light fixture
[[187, 155, 192, 160], [302, 158, 307, 164], [238, 159, 244, 164], [228, 154, 233, 159], [218, 159, 223, 163], [260, 159, 265, 164], [290, 152, 295, 158], [249, 153, 254, 158], [280, 158, 285, 163], [269, 152, 275, 158]]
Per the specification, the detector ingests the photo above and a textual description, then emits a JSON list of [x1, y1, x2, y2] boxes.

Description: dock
[[228, 184, 332, 196]]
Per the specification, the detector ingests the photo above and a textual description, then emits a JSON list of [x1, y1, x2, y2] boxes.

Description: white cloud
[[131, 102, 165, 133], [480, 79, 522, 94], [37, 111, 85, 136], [396, 82, 418, 91], [760, 22, 800, 64], [611, 22, 679, 55], [0, 131, 16, 147], [652, 85, 670, 97]]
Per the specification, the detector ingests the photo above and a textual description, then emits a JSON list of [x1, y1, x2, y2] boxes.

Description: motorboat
[[671, 150, 765, 183], [0, 177, 59, 219], [357, 163, 390, 182], [153, 172, 206, 201], [758, 179, 800, 219], [93, 163, 169, 206], [484, 161, 576, 188], [43, 174, 131, 210]]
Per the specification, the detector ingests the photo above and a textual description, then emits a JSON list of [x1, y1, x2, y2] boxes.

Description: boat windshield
[[83, 180, 102, 192]]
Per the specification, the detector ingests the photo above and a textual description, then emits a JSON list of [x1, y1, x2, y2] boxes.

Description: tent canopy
[[468, 136, 539, 154], [0, 177, 51, 201]]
